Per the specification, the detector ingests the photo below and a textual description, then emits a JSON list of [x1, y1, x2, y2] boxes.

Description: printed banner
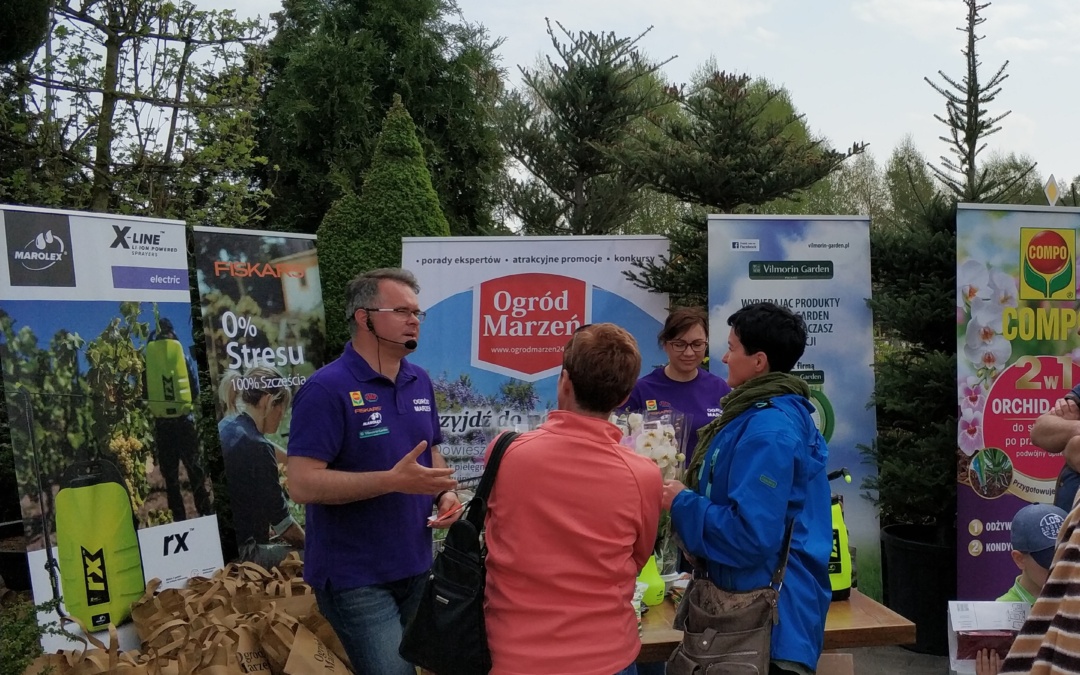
[[193, 226, 325, 568], [402, 236, 670, 483], [955, 204, 1080, 599], [707, 215, 880, 598], [0, 206, 222, 651]]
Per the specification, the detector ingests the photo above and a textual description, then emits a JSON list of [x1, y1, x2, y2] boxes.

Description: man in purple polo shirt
[[287, 268, 460, 675]]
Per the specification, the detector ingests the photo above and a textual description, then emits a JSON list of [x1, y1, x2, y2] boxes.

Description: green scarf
[[684, 372, 810, 490]]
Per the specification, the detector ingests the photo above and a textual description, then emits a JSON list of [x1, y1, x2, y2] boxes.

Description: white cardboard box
[[948, 601, 1030, 674]]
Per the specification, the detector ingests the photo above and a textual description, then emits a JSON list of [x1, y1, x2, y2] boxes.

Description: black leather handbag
[[399, 431, 519, 675]]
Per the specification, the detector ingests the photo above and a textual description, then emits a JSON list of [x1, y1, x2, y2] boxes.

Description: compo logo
[[1020, 228, 1075, 300]]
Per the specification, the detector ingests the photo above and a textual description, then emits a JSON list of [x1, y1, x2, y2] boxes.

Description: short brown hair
[[562, 323, 641, 414], [658, 306, 708, 346]]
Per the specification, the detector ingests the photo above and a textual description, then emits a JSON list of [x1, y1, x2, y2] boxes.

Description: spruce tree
[[625, 72, 863, 306], [318, 96, 450, 347]]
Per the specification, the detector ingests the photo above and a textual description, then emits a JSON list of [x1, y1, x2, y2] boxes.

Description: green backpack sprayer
[[19, 388, 146, 629], [828, 467, 853, 601]]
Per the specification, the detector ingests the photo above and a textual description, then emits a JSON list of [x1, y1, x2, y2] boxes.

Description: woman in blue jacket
[[662, 302, 832, 675]]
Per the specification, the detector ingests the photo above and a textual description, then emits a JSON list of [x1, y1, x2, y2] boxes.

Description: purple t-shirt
[[621, 366, 731, 455], [288, 343, 444, 590]]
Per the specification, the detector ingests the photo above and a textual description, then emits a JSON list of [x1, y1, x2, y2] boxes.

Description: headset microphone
[[365, 311, 418, 350]]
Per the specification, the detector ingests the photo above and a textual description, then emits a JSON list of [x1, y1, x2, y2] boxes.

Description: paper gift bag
[[301, 610, 352, 671], [233, 622, 273, 674], [23, 652, 77, 675], [131, 579, 195, 643], [191, 628, 247, 675], [284, 623, 352, 675], [258, 610, 300, 673]]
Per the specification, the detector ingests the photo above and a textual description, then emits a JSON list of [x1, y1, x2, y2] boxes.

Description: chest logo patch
[[362, 412, 383, 427]]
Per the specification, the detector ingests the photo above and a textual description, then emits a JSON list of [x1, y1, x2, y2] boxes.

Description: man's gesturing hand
[[392, 441, 457, 495]]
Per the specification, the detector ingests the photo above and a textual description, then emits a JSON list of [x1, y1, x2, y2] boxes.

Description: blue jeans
[[615, 665, 639, 675], [314, 573, 426, 675], [637, 662, 663, 674]]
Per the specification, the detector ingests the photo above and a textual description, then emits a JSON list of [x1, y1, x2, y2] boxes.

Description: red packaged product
[[956, 630, 1018, 660]]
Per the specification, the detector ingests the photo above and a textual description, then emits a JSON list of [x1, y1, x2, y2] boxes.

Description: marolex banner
[[0, 206, 223, 651], [956, 204, 1080, 599], [193, 227, 325, 567], [706, 215, 880, 598], [402, 236, 669, 484]]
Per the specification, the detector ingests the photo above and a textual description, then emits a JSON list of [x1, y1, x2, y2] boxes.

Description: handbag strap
[[771, 519, 795, 590], [464, 431, 519, 529]]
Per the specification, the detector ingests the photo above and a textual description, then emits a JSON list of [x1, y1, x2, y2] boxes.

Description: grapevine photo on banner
[[0, 206, 223, 652], [193, 226, 325, 569], [706, 215, 881, 599], [402, 236, 670, 485], [956, 204, 1080, 599]]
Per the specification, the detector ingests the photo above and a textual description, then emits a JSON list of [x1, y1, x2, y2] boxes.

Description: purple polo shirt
[[288, 343, 444, 590], [621, 366, 731, 456]]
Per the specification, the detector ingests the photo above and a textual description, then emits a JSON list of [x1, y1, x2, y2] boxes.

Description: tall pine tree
[[497, 20, 674, 236], [625, 72, 863, 306]]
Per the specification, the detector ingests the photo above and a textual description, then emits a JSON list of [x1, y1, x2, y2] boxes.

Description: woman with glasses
[[621, 307, 731, 456]]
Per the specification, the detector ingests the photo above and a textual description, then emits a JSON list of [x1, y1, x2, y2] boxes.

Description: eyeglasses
[[364, 307, 427, 323], [668, 339, 707, 353]]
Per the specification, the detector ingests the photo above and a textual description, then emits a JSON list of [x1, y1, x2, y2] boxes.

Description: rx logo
[[163, 531, 190, 556], [81, 547, 110, 606]]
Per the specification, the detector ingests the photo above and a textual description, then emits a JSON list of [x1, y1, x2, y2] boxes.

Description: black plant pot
[[0, 519, 31, 591], [881, 523, 956, 656]]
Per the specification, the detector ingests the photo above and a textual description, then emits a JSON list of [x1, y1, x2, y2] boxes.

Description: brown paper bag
[[274, 552, 303, 580], [131, 579, 196, 643], [191, 629, 246, 675], [258, 610, 300, 674], [23, 652, 77, 675], [300, 610, 352, 672], [233, 622, 273, 674], [284, 624, 352, 675]]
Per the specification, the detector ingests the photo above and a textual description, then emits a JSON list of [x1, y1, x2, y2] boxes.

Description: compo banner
[[0, 206, 223, 651], [402, 236, 670, 483], [955, 204, 1080, 599], [193, 226, 325, 568], [706, 215, 880, 598]]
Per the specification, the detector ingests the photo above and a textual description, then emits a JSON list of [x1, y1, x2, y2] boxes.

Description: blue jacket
[[670, 394, 832, 670]]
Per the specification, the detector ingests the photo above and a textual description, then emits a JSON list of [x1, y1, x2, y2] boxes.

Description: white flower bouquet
[[611, 409, 690, 574]]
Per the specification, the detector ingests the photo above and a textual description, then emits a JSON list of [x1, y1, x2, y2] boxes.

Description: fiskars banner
[[192, 226, 326, 567], [402, 236, 669, 484], [956, 204, 1080, 598]]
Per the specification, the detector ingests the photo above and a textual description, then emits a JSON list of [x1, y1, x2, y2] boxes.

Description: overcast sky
[[209, 0, 1080, 188]]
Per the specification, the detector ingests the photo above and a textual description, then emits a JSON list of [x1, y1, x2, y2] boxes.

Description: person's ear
[[1011, 549, 1026, 571]]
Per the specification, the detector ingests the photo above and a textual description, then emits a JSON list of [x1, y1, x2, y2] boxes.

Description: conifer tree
[[924, 0, 1035, 201], [498, 20, 674, 235], [318, 96, 450, 346], [626, 72, 863, 306]]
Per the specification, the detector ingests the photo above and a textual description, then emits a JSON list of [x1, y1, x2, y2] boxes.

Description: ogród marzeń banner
[[402, 236, 670, 485]]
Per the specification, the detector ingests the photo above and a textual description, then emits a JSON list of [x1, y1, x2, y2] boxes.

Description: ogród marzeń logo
[[1019, 228, 1075, 301]]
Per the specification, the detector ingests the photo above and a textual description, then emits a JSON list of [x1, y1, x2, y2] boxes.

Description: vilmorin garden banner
[[706, 215, 880, 598], [0, 206, 222, 650], [193, 227, 325, 569], [402, 236, 670, 484], [955, 204, 1080, 598]]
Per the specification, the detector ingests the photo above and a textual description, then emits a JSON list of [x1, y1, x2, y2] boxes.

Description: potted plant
[[861, 196, 958, 655]]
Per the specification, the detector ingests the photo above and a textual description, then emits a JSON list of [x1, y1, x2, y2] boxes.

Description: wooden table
[[638, 589, 916, 663]]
